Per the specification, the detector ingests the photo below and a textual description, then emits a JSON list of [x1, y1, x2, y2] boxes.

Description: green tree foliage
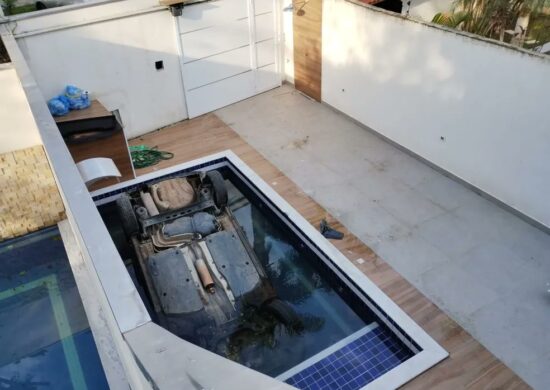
[[432, 0, 550, 46], [2, 0, 17, 15]]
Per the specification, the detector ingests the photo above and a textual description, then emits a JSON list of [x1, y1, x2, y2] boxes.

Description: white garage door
[[178, 0, 281, 118]]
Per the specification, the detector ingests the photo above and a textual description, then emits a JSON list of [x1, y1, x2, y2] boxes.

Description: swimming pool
[[0, 227, 108, 390], [92, 151, 447, 389]]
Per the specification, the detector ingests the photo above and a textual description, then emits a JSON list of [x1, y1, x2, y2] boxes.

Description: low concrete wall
[[322, 0, 550, 228], [0, 64, 42, 153]]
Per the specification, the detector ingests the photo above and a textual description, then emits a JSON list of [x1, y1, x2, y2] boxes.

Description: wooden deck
[[293, 0, 323, 101], [129, 114, 529, 389]]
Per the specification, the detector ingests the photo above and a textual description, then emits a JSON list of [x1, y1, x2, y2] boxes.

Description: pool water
[[226, 181, 370, 377], [0, 227, 109, 390]]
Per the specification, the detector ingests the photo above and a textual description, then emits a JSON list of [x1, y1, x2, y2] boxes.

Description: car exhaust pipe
[[192, 245, 215, 294]]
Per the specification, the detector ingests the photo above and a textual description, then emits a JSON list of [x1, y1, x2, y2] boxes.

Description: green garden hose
[[129, 145, 174, 169]]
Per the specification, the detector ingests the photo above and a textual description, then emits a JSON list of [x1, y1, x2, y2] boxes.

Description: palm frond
[[432, 11, 471, 27]]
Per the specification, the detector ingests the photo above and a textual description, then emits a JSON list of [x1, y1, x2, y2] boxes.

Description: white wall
[[0, 65, 42, 153], [13, 0, 187, 139], [323, 0, 550, 227]]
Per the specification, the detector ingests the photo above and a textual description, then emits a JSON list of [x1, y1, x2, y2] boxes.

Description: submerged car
[[115, 170, 301, 358]]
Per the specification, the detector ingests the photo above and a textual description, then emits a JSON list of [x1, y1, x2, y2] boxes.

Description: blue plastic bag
[[64, 85, 90, 110], [47, 85, 90, 116], [47, 95, 70, 116]]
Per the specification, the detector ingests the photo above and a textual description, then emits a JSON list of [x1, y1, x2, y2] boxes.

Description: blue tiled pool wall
[[0, 227, 109, 390], [285, 326, 414, 390]]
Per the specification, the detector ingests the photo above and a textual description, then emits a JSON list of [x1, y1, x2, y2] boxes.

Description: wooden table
[[54, 100, 135, 190], [54, 100, 111, 123]]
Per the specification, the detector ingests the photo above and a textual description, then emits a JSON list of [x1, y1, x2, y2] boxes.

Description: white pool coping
[[92, 150, 448, 389]]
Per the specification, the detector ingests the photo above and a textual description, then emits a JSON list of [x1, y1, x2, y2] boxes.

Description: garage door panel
[[179, 0, 248, 33], [185, 70, 256, 117], [179, 1, 280, 118], [181, 18, 250, 63], [255, 12, 274, 42], [255, 63, 279, 92], [257, 39, 275, 68], [183, 46, 252, 90], [254, 0, 273, 15]]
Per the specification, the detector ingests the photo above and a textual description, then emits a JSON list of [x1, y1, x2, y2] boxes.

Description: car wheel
[[116, 193, 139, 238], [205, 170, 228, 209]]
